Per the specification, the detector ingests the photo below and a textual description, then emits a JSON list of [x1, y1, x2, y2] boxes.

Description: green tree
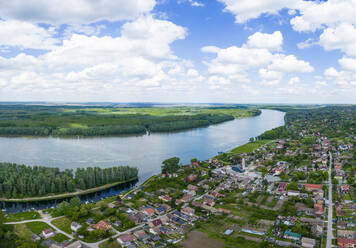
[[161, 157, 180, 174]]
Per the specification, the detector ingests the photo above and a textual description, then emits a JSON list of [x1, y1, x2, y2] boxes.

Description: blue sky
[[0, 0, 355, 103]]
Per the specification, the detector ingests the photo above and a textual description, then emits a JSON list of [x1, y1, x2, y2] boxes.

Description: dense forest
[[0, 163, 138, 198], [0, 105, 260, 136]]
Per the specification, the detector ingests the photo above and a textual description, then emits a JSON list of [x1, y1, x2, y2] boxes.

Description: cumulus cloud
[[0, 0, 156, 24], [247, 31, 283, 51], [268, 54, 313, 73], [0, 15, 205, 100], [319, 23, 356, 57], [217, 0, 301, 23], [339, 57, 356, 72], [202, 31, 313, 96], [288, 77, 300, 85], [290, 0, 356, 32], [259, 68, 282, 81], [0, 20, 58, 50]]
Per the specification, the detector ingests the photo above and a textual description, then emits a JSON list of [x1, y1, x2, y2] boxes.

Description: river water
[[0, 109, 284, 211]]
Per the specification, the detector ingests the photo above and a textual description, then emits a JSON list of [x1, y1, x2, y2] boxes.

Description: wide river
[[0, 109, 284, 211], [0, 109, 284, 182]]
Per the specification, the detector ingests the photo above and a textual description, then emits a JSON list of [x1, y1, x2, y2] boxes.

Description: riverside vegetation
[[0, 164, 138, 199], [0, 104, 260, 136]]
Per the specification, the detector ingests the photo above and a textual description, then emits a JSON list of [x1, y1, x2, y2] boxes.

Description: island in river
[[0, 104, 261, 136], [0, 164, 138, 201]]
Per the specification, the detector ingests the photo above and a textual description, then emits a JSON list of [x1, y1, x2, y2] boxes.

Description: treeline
[[0, 113, 235, 137], [51, 125, 146, 136], [0, 163, 138, 198], [256, 126, 290, 140], [149, 114, 234, 132]]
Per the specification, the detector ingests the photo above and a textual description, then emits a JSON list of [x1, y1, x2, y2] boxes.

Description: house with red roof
[[93, 220, 111, 230], [337, 237, 356, 248], [149, 219, 162, 228], [277, 182, 287, 194], [305, 184, 323, 192]]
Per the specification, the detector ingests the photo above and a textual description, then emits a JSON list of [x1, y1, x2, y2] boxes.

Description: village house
[[186, 174, 198, 182], [133, 229, 148, 241], [337, 237, 356, 248], [203, 195, 215, 206], [31, 234, 40, 242], [93, 220, 111, 230], [159, 195, 172, 202], [284, 230, 301, 241], [154, 206, 165, 215], [338, 230, 356, 239], [301, 237, 316, 248], [313, 203, 324, 216], [117, 234, 134, 247], [142, 207, 155, 217], [66, 241, 82, 248], [187, 184, 198, 191], [149, 219, 162, 228], [42, 228, 55, 239], [305, 184, 323, 192], [277, 182, 287, 194], [181, 206, 195, 216], [71, 222, 82, 232]]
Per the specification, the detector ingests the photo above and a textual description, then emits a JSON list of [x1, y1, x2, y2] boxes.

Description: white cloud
[[201, 46, 221, 53], [339, 57, 356, 72], [316, 81, 327, 86], [208, 76, 230, 89], [187, 69, 199, 77], [0, 20, 57, 50], [247, 31, 283, 51], [208, 46, 274, 67], [0, 15, 203, 100], [297, 38, 317, 49], [319, 23, 356, 57], [63, 24, 106, 39], [178, 0, 204, 7], [190, 1, 204, 7], [268, 54, 314, 73], [0, 0, 156, 24], [325, 67, 341, 78], [217, 0, 301, 23], [288, 77, 300, 85], [290, 0, 356, 32], [259, 68, 282, 81]]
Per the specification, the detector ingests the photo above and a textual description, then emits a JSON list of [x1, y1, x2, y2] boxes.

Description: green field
[[25, 221, 51, 234], [0, 105, 260, 136], [5, 211, 40, 222], [50, 233, 70, 242], [230, 140, 271, 154], [14, 223, 33, 240], [51, 217, 72, 234]]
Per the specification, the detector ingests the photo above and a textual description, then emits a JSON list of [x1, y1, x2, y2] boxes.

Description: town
[[1, 106, 355, 248]]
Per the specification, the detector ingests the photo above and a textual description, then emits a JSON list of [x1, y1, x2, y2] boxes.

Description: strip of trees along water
[[0, 113, 236, 136], [0, 163, 138, 198]]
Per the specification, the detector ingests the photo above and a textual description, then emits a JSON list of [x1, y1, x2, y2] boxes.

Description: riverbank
[[0, 105, 261, 137], [0, 177, 138, 203]]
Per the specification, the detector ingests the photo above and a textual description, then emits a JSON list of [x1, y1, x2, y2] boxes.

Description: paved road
[[326, 152, 333, 248]]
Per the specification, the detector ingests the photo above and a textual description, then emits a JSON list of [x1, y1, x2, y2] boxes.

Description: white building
[[71, 222, 82, 232]]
